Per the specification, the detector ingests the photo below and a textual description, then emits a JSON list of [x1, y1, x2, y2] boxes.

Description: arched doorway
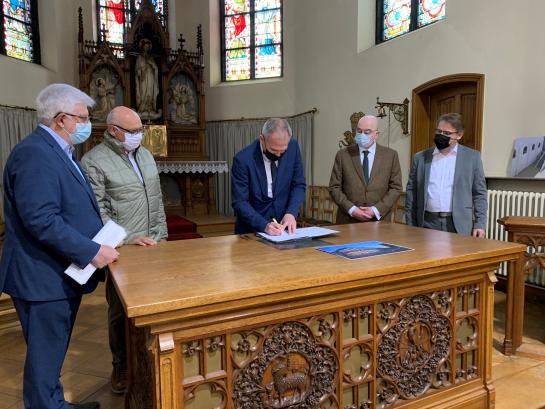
[[411, 73, 484, 157]]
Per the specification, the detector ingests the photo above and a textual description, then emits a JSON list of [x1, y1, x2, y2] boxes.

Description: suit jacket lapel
[[368, 144, 382, 185], [423, 148, 433, 209], [38, 129, 101, 216], [452, 144, 464, 198], [349, 144, 365, 185], [253, 141, 268, 199]]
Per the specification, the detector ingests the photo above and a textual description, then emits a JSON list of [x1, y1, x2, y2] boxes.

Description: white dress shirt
[[262, 152, 278, 199], [348, 142, 381, 220], [426, 144, 458, 212], [127, 150, 144, 184]]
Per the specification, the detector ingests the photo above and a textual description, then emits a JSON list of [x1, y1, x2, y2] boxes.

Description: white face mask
[[122, 131, 143, 152]]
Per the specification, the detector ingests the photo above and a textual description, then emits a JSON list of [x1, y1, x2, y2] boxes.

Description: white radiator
[[487, 189, 545, 286]]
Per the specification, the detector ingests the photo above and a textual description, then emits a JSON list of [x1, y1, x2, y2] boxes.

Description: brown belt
[[425, 211, 452, 218]]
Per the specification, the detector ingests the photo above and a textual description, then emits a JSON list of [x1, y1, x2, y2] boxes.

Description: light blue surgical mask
[[69, 122, 92, 145], [354, 132, 372, 149]]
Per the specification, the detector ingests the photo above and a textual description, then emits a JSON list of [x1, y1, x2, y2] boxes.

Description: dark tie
[[271, 161, 278, 194], [362, 150, 369, 184]]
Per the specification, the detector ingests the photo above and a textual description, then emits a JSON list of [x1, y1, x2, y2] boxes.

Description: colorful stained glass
[[4, 15, 33, 61], [383, 0, 411, 40], [254, 0, 280, 11], [226, 48, 251, 81], [99, 1, 125, 44], [255, 9, 281, 46], [3, 0, 31, 23], [418, 0, 445, 27], [3, 0, 34, 62], [135, 0, 164, 14], [225, 14, 250, 49], [225, 0, 249, 16], [255, 44, 281, 78]]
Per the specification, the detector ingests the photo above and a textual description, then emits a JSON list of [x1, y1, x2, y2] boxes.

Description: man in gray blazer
[[405, 113, 487, 237], [329, 115, 402, 224]]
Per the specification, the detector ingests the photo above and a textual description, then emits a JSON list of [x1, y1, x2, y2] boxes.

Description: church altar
[[110, 222, 525, 409], [157, 161, 229, 216]]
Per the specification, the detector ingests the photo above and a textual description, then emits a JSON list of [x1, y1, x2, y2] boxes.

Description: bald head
[[355, 115, 380, 148], [106, 106, 143, 142]]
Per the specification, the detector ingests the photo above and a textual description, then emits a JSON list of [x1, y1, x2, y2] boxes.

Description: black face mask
[[264, 149, 283, 162], [434, 133, 451, 150]]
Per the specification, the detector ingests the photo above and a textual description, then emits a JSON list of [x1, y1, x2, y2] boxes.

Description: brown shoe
[[110, 367, 128, 394]]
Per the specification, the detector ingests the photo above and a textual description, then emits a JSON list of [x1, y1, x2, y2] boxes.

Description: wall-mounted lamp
[[375, 97, 410, 135]]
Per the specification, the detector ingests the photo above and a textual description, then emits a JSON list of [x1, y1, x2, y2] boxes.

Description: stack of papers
[[65, 220, 127, 285], [257, 226, 339, 243]]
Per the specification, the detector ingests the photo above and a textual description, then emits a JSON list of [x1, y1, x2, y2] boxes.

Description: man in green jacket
[[81, 106, 167, 394]]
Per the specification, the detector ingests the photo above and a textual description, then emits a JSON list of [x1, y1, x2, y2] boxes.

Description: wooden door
[[411, 74, 484, 157]]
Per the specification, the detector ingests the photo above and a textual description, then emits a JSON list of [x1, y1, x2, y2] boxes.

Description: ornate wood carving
[[339, 112, 365, 148]]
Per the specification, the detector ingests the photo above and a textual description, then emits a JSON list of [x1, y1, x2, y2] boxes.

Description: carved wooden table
[[110, 222, 525, 409], [497, 216, 545, 355]]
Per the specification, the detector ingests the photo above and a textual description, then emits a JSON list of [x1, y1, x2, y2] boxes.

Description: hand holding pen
[[265, 217, 286, 236]]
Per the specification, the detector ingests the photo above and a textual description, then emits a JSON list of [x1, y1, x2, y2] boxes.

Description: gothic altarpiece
[[77, 0, 227, 215]]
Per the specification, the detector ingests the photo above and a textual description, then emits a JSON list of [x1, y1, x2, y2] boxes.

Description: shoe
[[110, 366, 128, 394], [67, 402, 100, 409]]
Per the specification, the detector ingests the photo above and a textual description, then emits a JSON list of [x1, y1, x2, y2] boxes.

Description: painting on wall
[[168, 73, 198, 125], [142, 125, 168, 157], [510, 136, 545, 177]]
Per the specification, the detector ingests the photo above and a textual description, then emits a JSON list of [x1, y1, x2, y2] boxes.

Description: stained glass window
[[221, 0, 282, 82], [377, 0, 446, 43], [97, 0, 166, 44], [1, 0, 40, 63]]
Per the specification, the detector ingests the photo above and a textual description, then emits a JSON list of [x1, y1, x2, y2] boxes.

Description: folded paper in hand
[[64, 220, 127, 285], [257, 226, 339, 243]]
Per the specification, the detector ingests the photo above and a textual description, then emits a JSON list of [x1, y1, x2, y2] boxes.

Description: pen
[[272, 218, 280, 225]]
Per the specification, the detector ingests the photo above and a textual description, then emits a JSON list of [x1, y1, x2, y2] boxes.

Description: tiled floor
[[0, 286, 544, 408]]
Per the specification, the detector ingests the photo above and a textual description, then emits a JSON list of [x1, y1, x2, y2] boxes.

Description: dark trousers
[[423, 212, 457, 233], [106, 274, 126, 370], [12, 296, 81, 409]]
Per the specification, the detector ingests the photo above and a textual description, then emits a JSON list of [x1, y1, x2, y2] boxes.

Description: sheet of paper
[[64, 220, 127, 285], [257, 226, 339, 243]]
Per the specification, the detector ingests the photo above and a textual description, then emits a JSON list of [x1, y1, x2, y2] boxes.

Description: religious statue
[[91, 77, 116, 120], [169, 82, 197, 123], [136, 38, 161, 120]]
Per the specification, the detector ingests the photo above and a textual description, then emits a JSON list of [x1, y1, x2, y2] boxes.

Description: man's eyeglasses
[[55, 112, 90, 123], [113, 124, 144, 134], [435, 129, 458, 137], [357, 129, 377, 135]]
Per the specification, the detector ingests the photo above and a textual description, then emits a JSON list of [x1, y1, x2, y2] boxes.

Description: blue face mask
[[69, 122, 92, 145], [354, 132, 372, 148]]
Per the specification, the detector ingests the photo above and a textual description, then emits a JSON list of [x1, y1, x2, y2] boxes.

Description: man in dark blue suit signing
[[0, 84, 119, 409], [231, 118, 306, 235]]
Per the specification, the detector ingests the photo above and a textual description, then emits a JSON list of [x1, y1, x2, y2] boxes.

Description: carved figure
[[136, 38, 160, 117], [170, 82, 196, 123], [270, 362, 308, 405], [92, 77, 116, 119]]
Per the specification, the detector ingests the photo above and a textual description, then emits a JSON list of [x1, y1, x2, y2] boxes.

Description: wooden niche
[[78, 0, 220, 216]]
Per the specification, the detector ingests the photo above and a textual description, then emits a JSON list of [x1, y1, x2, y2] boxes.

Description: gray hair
[[36, 83, 95, 123], [261, 118, 292, 140], [437, 113, 464, 133]]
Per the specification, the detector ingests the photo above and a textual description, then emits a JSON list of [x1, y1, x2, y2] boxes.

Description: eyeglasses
[[113, 124, 144, 134], [357, 129, 378, 135], [435, 129, 458, 137], [55, 112, 90, 123]]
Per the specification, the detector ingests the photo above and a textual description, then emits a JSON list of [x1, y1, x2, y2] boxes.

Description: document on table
[[257, 226, 339, 243], [64, 220, 127, 285]]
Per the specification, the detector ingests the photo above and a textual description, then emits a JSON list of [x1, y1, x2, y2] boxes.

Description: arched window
[[376, 0, 446, 43], [532, 144, 535, 151], [523, 146, 528, 155], [1, 0, 40, 63], [96, 0, 166, 44], [221, 0, 283, 82], [513, 150, 516, 159]]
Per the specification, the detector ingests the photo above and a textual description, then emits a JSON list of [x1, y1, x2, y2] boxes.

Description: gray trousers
[[423, 212, 457, 233], [106, 274, 127, 370]]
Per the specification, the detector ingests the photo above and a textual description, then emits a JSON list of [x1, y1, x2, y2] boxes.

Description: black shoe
[[67, 402, 100, 409], [110, 366, 128, 394]]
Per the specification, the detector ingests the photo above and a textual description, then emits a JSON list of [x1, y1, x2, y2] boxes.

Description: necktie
[[271, 160, 278, 194], [362, 150, 369, 185]]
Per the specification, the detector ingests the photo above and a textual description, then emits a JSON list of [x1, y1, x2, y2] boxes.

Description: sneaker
[[110, 366, 128, 394], [67, 402, 100, 409]]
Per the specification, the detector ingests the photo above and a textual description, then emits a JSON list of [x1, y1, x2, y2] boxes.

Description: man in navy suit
[[0, 84, 119, 409], [231, 118, 306, 235]]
